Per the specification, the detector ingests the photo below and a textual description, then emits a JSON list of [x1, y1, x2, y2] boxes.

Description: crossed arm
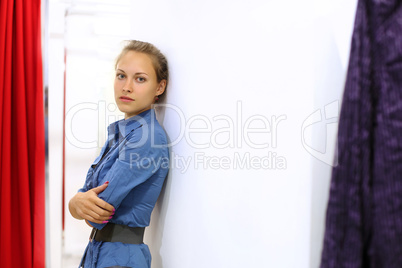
[[68, 182, 115, 225]]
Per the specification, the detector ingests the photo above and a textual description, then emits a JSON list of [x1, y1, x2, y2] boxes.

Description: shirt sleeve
[[77, 138, 110, 193], [88, 129, 169, 229]]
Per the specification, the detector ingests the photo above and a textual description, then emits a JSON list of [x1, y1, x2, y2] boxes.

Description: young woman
[[68, 40, 170, 268]]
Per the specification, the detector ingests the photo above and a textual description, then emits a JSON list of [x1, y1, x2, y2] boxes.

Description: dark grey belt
[[89, 223, 145, 244]]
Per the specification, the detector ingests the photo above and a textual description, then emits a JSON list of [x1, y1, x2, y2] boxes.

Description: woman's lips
[[120, 96, 134, 102]]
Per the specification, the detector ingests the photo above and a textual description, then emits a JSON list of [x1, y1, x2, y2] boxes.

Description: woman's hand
[[68, 182, 115, 224]]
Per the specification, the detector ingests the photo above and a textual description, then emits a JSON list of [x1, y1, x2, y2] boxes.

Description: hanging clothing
[[78, 108, 170, 268], [320, 0, 402, 267]]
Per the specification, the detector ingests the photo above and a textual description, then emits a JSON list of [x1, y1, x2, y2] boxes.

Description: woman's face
[[114, 51, 165, 119]]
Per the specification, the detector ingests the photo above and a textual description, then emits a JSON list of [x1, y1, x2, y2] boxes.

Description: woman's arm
[[68, 182, 115, 224]]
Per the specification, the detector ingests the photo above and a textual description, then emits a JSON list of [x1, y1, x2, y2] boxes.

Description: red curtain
[[0, 0, 45, 267]]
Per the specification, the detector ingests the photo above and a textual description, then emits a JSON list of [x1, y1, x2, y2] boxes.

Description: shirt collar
[[107, 108, 155, 140]]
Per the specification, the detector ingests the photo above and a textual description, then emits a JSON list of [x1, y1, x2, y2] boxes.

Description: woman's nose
[[122, 80, 133, 92]]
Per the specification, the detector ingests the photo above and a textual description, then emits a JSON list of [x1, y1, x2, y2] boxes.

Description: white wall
[[138, 1, 315, 267], [133, 0, 357, 267], [47, 0, 358, 267]]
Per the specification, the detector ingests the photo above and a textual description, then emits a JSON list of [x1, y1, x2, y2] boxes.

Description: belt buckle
[[89, 228, 98, 242]]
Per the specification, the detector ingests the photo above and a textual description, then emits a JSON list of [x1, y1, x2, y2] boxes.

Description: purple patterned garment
[[320, 0, 402, 267]]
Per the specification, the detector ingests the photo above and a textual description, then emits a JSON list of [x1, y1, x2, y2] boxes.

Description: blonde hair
[[115, 40, 169, 99]]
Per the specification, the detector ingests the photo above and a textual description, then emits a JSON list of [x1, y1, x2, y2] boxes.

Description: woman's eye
[[116, 74, 125, 79], [136, 77, 146, 82]]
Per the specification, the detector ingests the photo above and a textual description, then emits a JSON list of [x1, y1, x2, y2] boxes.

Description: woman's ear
[[156, 80, 167, 96]]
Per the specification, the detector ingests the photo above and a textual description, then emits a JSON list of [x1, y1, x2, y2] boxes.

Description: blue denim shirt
[[78, 108, 170, 268]]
